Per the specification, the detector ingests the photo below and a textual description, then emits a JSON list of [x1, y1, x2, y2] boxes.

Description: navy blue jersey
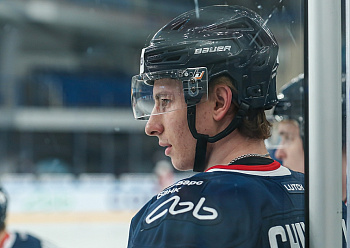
[[128, 160, 305, 248], [3, 232, 56, 248]]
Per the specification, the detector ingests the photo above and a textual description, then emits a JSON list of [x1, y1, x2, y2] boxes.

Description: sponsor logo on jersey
[[157, 180, 204, 199], [174, 180, 203, 186], [145, 196, 218, 225], [282, 183, 304, 193], [157, 187, 181, 199], [194, 46, 231, 54]]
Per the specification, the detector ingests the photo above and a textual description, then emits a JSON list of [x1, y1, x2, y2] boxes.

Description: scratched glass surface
[[0, 1, 308, 247]]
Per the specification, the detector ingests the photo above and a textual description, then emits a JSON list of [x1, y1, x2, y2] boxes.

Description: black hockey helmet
[[273, 73, 305, 138], [134, 5, 278, 114], [132, 5, 279, 171]]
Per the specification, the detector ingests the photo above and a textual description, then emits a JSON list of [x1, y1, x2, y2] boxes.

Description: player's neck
[[205, 130, 268, 169]]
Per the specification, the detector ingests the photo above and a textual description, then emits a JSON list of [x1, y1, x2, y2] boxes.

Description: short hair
[[209, 75, 272, 140]]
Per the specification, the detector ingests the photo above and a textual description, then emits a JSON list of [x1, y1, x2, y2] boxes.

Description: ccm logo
[[194, 46, 231, 54]]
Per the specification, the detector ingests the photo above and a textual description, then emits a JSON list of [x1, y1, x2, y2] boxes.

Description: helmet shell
[[273, 74, 305, 128], [141, 5, 279, 110]]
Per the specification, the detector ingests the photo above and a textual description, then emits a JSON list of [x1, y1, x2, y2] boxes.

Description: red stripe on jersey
[[205, 161, 281, 172], [0, 232, 10, 248]]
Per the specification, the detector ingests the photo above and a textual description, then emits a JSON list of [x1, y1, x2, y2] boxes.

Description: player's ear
[[212, 84, 233, 121]]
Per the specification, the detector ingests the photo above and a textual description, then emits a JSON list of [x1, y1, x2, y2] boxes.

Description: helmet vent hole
[[254, 59, 268, 68], [248, 34, 265, 48], [167, 45, 187, 53], [225, 22, 250, 30], [205, 21, 250, 32], [171, 19, 189, 31], [165, 55, 181, 62]]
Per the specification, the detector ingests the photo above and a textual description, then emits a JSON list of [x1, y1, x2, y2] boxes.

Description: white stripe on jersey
[[206, 165, 291, 176]]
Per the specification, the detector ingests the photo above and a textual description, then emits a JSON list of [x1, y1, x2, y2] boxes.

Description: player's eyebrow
[[278, 130, 289, 136], [154, 91, 170, 97]]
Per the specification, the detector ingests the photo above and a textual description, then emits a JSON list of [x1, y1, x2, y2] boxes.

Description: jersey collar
[[0, 232, 9, 248], [205, 161, 291, 176]]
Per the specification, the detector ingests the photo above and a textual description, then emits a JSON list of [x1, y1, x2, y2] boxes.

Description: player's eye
[[282, 134, 295, 144], [154, 94, 173, 112], [160, 98, 170, 106], [159, 97, 171, 112]]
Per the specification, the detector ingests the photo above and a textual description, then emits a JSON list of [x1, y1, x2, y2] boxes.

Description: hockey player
[[129, 5, 304, 247], [272, 74, 305, 173], [273, 74, 347, 200], [272, 74, 347, 246], [0, 187, 58, 248]]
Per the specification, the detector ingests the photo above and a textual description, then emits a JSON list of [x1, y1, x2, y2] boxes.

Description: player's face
[[144, 78, 197, 171], [274, 120, 304, 173]]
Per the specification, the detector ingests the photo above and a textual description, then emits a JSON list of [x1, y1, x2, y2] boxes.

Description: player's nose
[[145, 114, 164, 136], [274, 147, 286, 160]]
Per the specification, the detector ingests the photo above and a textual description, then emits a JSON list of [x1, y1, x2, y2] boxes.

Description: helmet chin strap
[[187, 102, 249, 172]]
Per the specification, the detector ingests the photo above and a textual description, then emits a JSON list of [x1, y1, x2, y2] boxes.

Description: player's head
[[271, 73, 346, 172], [131, 5, 279, 171], [273, 74, 305, 142], [271, 74, 305, 172], [0, 188, 8, 231]]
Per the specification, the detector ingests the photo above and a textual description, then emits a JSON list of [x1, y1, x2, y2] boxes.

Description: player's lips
[[159, 142, 172, 156]]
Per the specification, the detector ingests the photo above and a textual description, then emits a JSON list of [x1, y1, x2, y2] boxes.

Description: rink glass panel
[[0, 1, 314, 248]]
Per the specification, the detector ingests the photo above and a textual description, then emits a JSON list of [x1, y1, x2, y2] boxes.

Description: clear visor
[[265, 120, 283, 150], [265, 117, 302, 150], [131, 67, 208, 120]]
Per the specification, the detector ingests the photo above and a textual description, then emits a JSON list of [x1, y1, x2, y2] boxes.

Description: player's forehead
[[278, 120, 300, 135], [153, 78, 183, 94]]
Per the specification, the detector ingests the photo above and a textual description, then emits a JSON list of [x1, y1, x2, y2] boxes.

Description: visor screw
[[191, 86, 197, 93], [190, 78, 196, 84]]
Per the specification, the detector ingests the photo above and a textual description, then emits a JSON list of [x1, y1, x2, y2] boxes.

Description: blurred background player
[[271, 73, 347, 201], [0, 187, 58, 248], [153, 160, 175, 191], [271, 74, 305, 173]]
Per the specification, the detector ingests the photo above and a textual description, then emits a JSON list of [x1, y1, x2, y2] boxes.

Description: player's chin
[[171, 158, 194, 171]]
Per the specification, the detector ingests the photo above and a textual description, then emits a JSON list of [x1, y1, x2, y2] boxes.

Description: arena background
[[0, 0, 307, 247]]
